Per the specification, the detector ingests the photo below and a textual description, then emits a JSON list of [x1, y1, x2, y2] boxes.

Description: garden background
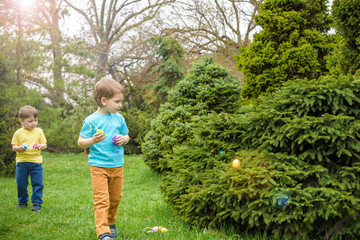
[[1, 0, 360, 239]]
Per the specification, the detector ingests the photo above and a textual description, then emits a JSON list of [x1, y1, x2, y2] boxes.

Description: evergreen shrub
[[0, 61, 16, 175], [41, 107, 83, 152], [237, 0, 332, 100], [0, 89, 16, 175], [332, 0, 360, 74], [161, 73, 360, 239], [142, 56, 242, 172], [121, 108, 152, 154]]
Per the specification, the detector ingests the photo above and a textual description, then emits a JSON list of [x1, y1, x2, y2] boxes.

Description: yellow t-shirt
[[11, 127, 47, 163]]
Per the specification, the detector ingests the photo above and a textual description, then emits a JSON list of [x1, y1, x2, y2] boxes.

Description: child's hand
[[19, 145, 27, 151], [12, 145, 27, 152], [92, 132, 105, 143], [115, 134, 129, 145], [33, 143, 47, 150]]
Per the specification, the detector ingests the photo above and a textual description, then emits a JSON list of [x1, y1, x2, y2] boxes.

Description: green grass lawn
[[0, 152, 268, 240]]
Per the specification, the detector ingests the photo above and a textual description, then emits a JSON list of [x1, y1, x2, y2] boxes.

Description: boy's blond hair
[[18, 105, 38, 120], [94, 77, 125, 107]]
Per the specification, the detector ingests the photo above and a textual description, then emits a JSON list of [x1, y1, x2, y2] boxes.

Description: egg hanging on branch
[[232, 159, 240, 169]]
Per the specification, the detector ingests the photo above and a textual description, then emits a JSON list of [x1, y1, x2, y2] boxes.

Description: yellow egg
[[232, 159, 240, 169], [97, 129, 105, 137]]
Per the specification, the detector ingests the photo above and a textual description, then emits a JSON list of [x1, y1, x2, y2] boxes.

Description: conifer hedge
[[237, 0, 332, 100], [161, 73, 360, 239], [332, 0, 360, 74], [0, 61, 16, 175], [142, 56, 242, 172]]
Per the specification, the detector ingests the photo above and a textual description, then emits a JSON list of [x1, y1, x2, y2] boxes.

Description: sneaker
[[31, 203, 41, 211], [99, 233, 114, 240], [16, 203, 28, 208], [110, 225, 117, 238]]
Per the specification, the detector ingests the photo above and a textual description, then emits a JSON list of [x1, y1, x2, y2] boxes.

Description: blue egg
[[218, 149, 224, 155], [269, 189, 291, 209], [22, 143, 29, 150]]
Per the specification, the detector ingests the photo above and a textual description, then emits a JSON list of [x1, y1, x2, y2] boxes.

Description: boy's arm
[[11, 132, 24, 152], [123, 134, 130, 144], [38, 143, 47, 150], [13, 144, 47, 151], [78, 133, 105, 148]]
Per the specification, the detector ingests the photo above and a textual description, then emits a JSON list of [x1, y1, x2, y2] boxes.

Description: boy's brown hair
[[18, 105, 38, 120], [94, 77, 125, 107]]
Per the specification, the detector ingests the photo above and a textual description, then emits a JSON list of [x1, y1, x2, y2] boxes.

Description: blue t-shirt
[[80, 112, 129, 168]]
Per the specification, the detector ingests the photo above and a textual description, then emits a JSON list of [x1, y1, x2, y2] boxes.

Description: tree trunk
[[96, 42, 109, 78], [48, 0, 66, 107], [15, 0, 22, 86]]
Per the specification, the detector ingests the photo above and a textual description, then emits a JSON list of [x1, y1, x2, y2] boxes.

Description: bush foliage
[[332, 0, 360, 74], [121, 107, 152, 155], [0, 61, 16, 175], [142, 56, 242, 172], [148, 36, 185, 108], [161, 73, 360, 239], [237, 0, 332, 100]]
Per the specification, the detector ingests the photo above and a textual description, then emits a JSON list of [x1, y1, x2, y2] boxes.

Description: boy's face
[[101, 93, 124, 114], [20, 116, 38, 130]]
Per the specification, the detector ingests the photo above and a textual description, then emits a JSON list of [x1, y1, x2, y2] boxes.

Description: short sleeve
[[11, 131, 19, 146], [38, 129, 47, 144], [119, 114, 129, 136], [80, 119, 95, 139]]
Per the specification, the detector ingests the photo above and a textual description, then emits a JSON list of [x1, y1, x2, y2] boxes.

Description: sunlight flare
[[18, 0, 37, 11]]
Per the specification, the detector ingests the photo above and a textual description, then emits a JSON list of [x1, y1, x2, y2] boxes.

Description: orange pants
[[90, 166, 124, 238]]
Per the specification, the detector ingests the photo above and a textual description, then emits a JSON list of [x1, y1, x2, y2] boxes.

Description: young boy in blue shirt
[[11, 105, 47, 211], [78, 77, 130, 240]]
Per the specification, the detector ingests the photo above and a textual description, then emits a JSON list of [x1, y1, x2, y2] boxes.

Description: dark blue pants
[[16, 162, 44, 204]]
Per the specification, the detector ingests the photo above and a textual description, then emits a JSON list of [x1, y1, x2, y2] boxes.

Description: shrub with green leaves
[[121, 108, 152, 154], [0, 61, 16, 176], [0, 108, 16, 176], [332, 0, 360, 74], [161, 73, 360, 239], [40, 107, 84, 152], [142, 56, 242, 172], [148, 36, 185, 108], [237, 0, 332, 100]]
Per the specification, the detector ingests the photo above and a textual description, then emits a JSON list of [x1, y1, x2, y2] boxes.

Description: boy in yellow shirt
[[11, 105, 47, 211]]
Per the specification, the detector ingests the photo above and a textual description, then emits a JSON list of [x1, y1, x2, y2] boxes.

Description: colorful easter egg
[[269, 188, 291, 209], [97, 129, 105, 137], [232, 159, 240, 169], [22, 143, 29, 150]]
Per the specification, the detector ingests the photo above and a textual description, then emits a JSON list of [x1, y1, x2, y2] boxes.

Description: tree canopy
[[332, 0, 360, 74], [237, 0, 332, 100]]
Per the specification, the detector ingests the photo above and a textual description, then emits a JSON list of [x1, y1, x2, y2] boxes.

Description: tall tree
[[40, 0, 65, 106], [3, 0, 99, 108], [158, 0, 263, 76], [163, 0, 263, 53], [63, 0, 175, 79], [332, 0, 360, 74], [1, 0, 70, 107], [27, 0, 68, 107], [148, 36, 185, 109], [237, 0, 332, 100], [0, 0, 45, 87]]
